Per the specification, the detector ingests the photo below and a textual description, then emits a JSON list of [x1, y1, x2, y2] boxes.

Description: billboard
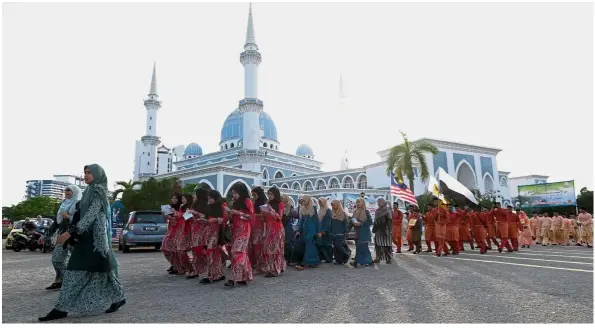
[[518, 180, 576, 208], [343, 194, 379, 219]]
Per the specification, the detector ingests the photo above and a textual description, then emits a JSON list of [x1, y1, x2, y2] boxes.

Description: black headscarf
[[231, 183, 250, 211], [251, 186, 267, 214], [193, 187, 209, 214], [170, 192, 182, 211], [181, 193, 193, 212], [267, 186, 281, 213], [206, 190, 224, 218]]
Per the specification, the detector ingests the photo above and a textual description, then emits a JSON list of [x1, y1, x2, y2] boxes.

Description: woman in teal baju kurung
[[329, 200, 351, 264], [315, 198, 333, 263], [295, 195, 321, 270], [351, 197, 373, 268], [39, 164, 126, 322]]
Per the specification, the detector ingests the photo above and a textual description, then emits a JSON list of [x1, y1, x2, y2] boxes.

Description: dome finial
[[149, 61, 157, 95]]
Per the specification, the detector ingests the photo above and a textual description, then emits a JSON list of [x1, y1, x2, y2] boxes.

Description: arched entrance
[[456, 162, 476, 190]]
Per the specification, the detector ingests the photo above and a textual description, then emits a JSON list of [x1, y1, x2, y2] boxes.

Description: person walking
[[329, 200, 351, 265], [392, 204, 404, 253], [225, 183, 254, 287], [350, 198, 373, 268], [372, 197, 392, 264]]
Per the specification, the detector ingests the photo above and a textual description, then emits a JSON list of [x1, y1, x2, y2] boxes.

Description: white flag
[[428, 176, 446, 203], [437, 168, 479, 205]]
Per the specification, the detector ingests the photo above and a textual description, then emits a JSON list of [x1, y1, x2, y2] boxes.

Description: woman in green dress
[[39, 164, 126, 322]]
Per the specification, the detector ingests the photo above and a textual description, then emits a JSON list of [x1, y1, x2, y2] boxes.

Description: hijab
[[268, 187, 281, 213], [252, 187, 267, 214], [79, 164, 110, 226], [331, 200, 347, 221], [375, 197, 390, 219], [300, 195, 315, 217], [352, 197, 368, 221], [280, 194, 292, 216], [57, 184, 82, 224], [317, 197, 330, 220]]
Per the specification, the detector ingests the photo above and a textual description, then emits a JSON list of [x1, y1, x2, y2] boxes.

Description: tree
[[183, 183, 198, 194], [2, 196, 61, 220], [112, 180, 142, 200], [415, 193, 435, 214], [471, 189, 498, 210], [386, 131, 439, 194], [577, 187, 593, 214], [119, 177, 180, 224]]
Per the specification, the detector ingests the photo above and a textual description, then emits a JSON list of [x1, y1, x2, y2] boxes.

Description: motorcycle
[[12, 230, 43, 252], [40, 230, 55, 253]]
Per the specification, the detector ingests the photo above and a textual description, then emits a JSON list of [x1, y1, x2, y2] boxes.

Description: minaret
[[340, 149, 350, 170], [237, 3, 266, 180], [138, 62, 162, 178]]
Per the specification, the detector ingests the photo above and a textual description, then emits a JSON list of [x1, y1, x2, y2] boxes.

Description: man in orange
[[433, 201, 450, 257], [423, 205, 435, 253], [445, 205, 460, 255], [480, 207, 499, 250], [391, 202, 403, 253], [489, 202, 513, 252], [551, 212, 564, 245], [506, 206, 522, 251], [529, 212, 542, 244], [470, 208, 487, 254], [458, 205, 473, 251]]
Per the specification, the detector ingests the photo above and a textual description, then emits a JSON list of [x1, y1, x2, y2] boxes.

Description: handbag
[[218, 222, 232, 245]]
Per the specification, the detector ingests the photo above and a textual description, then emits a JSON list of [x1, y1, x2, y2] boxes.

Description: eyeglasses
[[64, 189, 71, 192]]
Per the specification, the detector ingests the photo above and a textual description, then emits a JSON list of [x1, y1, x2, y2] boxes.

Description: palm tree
[[112, 180, 142, 200], [386, 131, 439, 194]]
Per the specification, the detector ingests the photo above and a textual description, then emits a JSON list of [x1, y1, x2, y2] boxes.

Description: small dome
[[296, 144, 314, 157], [184, 143, 203, 156]]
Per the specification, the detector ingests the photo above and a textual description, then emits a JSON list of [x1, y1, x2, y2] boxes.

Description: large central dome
[[219, 109, 279, 149]]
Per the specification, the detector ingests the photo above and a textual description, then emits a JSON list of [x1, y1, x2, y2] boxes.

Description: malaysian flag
[[390, 172, 418, 207]]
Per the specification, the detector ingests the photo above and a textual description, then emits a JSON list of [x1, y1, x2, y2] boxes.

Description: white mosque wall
[[133, 140, 144, 179], [156, 151, 171, 175]]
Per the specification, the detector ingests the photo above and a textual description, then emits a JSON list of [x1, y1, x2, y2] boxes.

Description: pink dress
[[578, 213, 593, 245], [230, 199, 254, 283], [261, 203, 286, 276], [518, 213, 533, 246]]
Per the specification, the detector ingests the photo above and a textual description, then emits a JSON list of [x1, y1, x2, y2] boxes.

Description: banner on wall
[[343, 194, 379, 219], [518, 180, 577, 209]]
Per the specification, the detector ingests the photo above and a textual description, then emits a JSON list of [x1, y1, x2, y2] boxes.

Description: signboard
[[518, 180, 577, 209], [343, 194, 379, 220]]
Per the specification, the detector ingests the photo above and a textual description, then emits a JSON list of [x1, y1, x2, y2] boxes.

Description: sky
[[2, 1, 593, 206]]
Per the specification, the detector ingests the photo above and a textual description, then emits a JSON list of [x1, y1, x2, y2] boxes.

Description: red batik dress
[[203, 204, 228, 281], [162, 212, 179, 267], [250, 207, 265, 273], [230, 199, 254, 283], [189, 212, 208, 275], [174, 209, 192, 273], [262, 202, 286, 276]]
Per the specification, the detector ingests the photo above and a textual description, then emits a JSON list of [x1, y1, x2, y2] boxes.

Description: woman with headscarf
[[45, 185, 82, 291], [261, 186, 286, 277], [372, 197, 393, 264], [330, 199, 351, 265], [518, 210, 533, 248], [251, 186, 267, 273], [174, 193, 194, 276], [295, 195, 321, 270], [351, 198, 373, 268], [187, 187, 210, 279], [281, 195, 298, 263], [315, 197, 333, 263], [163, 192, 182, 274], [39, 164, 125, 321], [200, 190, 227, 284], [225, 183, 254, 287]]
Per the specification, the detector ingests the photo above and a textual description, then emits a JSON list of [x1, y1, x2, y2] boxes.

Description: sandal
[[45, 282, 62, 291]]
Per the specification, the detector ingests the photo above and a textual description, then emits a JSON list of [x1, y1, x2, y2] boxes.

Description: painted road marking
[[498, 252, 593, 260], [521, 249, 594, 256], [443, 256, 593, 273], [457, 252, 593, 265]]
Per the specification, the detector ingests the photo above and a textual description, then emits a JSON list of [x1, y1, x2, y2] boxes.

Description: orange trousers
[[392, 235, 402, 252]]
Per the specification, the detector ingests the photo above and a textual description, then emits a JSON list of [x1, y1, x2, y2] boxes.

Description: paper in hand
[[351, 217, 358, 224], [161, 205, 173, 215], [183, 211, 193, 220], [259, 205, 270, 212]]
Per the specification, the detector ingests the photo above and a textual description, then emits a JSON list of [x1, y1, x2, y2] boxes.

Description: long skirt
[[374, 245, 392, 262], [519, 227, 533, 246], [354, 242, 372, 266], [205, 247, 224, 281], [332, 236, 351, 264], [290, 240, 305, 264], [262, 228, 286, 276], [51, 246, 71, 281], [302, 237, 321, 266], [55, 269, 125, 315], [317, 244, 333, 263], [581, 224, 593, 244], [230, 251, 253, 282]]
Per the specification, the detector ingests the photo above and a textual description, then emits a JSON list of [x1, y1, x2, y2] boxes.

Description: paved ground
[[2, 243, 593, 323]]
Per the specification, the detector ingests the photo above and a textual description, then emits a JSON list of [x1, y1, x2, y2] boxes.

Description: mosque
[[132, 4, 520, 215]]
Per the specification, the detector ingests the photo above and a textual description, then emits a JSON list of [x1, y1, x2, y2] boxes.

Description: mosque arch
[[315, 179, 327, 190], [263, 142, 268, 148], [291, 181, 301, 191], [223, 179, 252, 198], [281, 183, 290, 189], [196, 180, 215, 190], [303, 180, 314, 191], [274, 170, 285, 179], [483, 173, 494, 193], [262, 168, 269, 180], [500, 177, 507, 187], [291, 173, 298, 177], [271, 184, 279, 189], [356, 173, 368, 189], [342, 176, 355, 189], [456, 160, 477, 190], [328, 177, 341, 189]]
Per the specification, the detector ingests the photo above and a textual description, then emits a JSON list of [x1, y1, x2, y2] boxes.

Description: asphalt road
[[2, 243, 593, 323]]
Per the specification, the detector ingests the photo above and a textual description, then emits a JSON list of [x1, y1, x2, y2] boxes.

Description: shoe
[[527, 246, 530, 248], [45, 282, 62, 291], [39, 309, 67, 322], [169, 269, 178, 275], [224, 280, 235, 287], [199, 278, 211, 284], [396, 251, 402, 253], [105, 299, 126, 314], [167, 266, 174, 272], [498, 248, 503, 253]]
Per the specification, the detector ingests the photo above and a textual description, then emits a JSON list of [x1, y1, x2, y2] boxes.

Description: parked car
[[118, 211, 167, 253]]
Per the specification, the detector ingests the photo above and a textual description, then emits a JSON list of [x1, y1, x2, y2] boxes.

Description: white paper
[[351, 217, 358, 224], [259, 205, 270, 212], [161, 205, 173, 215], [183, 211, 193, 220]]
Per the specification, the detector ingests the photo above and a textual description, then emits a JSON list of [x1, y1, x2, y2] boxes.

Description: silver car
[[118, 211, 167, 253]]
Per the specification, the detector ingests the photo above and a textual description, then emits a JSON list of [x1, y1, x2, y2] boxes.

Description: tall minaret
[[138, 62, 162, 178], [237, 3, 266, 179]]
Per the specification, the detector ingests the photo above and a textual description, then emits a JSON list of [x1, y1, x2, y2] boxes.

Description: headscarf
[[231, 183, 250, 211], [56, 184, 82, 224], [331, 200, 347, 221], [375, 197, 390, 219], [352, 197, 368, 221], [300, 195, 315, 217], [79, 164, 110, 228], [268, 186, 281, 213], [252, 186, 267, 214], [317, 197, 330, 220], [280, 194, 292, 216]]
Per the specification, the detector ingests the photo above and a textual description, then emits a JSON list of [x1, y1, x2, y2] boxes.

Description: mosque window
[[316, 180, 326, 190], [230, 143, 235, 148], [330, 179, 340, 189], [149, 126, 151, 130], [263, 142, 268, 148], [357, 175, 368, 189], [304, 181, 313, 191], [344, 177, 354, 188], [225, 144, 228, 150], [270, 144, 273, 149]]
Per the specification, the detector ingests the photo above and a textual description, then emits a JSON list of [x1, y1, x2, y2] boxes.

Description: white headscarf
[[56, 185, 82, 224]]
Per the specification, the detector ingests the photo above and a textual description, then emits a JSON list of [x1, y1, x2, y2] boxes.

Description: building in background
[[25, 174, 87, 201]]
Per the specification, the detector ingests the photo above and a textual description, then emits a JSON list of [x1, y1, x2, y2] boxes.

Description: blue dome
[[296, 144, 314, 157], [184, 143, 203, 156], [220, 109, 278, 143]]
